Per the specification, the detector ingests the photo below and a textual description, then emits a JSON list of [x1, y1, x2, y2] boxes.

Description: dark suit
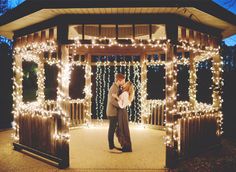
[[106, 83, 121, 149]]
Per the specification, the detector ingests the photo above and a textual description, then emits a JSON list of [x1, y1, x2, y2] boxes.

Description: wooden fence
[[44, 101, 57, 111], [145, 100, 190, 127], [148, 100, 166, 126], [178, 111, 219, 156], [45, 100, 86, 127], [14, 109, 69, 168]]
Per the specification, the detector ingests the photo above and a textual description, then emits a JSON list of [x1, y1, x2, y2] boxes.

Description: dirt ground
[[173, 137, 236, 172]]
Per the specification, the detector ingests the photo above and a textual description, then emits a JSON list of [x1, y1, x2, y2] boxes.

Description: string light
[[73, 37, 168, 50], [134, 62, 142, 122], [101, 60, 107, 120], [95, 60, 100, 119], [53, 133, 70, 143], [132, 63, 138, 121], [84, 62, 93, 123], [12, 35, 224, 152], [98, 61, 103, 120]]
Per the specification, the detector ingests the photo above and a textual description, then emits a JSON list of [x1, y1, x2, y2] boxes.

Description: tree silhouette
[[0, 0, 25, 15]]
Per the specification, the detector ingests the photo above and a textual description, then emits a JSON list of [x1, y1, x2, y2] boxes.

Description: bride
[[112, 81, 134, 152]]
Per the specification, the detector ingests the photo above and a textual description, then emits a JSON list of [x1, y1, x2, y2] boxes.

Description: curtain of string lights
[[92, 55, 141, 122]]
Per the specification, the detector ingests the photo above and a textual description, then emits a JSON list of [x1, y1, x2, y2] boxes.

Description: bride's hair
[[123, 81, 135, 102]]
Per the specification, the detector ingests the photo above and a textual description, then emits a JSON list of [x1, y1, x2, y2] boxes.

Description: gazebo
[[0, 0, 236, 169]]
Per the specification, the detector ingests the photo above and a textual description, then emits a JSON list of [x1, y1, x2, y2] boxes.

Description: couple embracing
[[106, 73, 134, 153]]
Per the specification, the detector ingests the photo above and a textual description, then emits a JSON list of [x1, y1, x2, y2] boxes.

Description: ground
[[174, 138, 236, 172], [1, 123, 236, 172], [0, 122, 167, 172]]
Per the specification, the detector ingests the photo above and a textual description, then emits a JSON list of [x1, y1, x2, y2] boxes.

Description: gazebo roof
[[0, 0, 236, 39]]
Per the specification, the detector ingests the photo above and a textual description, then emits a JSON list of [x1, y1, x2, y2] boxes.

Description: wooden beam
[[13, 142, 64, 167], [166, 23, 178, 44], [13, 14, 222, 38], [57, 44, 70, 168], [37, 53, 45, 104], [212, 54, 222, 109], [70, 46, 165, 55], [0, 31, 13, 39], [149, 24, 152, 39], [13, 40, 23, 104], [189, 52, 197, 109], [57, 24, 70, 44], [85, 54, 92, 122], [60, 45, 70, 96], [165, 23, 179, 168], [14, 16, 59, 38], [140, 53, 148, 123], [1, 0, 236, 27]]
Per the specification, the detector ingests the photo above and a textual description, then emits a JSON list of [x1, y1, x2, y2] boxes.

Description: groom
[[106, 73, 125, 153]]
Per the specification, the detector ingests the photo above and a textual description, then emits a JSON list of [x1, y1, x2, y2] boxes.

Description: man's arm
[[109, 86, 119, 108]]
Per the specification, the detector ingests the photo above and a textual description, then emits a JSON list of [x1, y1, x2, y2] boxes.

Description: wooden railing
[[145, 100, 165, 126], [145, 100, 190, 127], [45, 100, 87, 127], [44, 100, 57, 111], [18, 100, 87, 127], [178, 110, 219, 156], [18, 112, 59, 155], [67, 101, 86, 126], [15, 105, 69, 168], [144, 100, 220, 156]]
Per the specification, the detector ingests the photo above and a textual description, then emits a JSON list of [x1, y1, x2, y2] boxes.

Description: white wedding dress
[[116, 91, 132, 152], [118, 91, 131, 109]]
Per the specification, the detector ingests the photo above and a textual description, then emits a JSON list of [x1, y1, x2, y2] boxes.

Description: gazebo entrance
[[65, 43, 168, 128], [65, 44, 168, 128], [90, 54, 142, 122], [67, 49, 167, 170]]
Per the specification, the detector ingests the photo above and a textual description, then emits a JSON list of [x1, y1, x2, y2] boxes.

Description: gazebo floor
[[0, 121, 166, 172], [70, 121, 166, 171]]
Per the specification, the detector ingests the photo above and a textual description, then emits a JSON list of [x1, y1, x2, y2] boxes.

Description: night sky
[[0, 0, 236, 45], [213, 0, 236, 46]]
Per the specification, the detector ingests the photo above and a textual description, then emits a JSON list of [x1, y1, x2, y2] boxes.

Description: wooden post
[[13, 37, 23, 144], [14, 52, 23, 105], [212, 54, 222, 109], [204, 34, 209, 47], [33, 33, 40, 43], [200, 33, 205, 47], [212, 50, 223, 137], [189, 29, 194, 43], [27, 34, 33, 44], [140, 53, 148, 124], [189, 52, 197, 109], [181, 27, 186, 41], [60, 45, 70, 97], [41, 31, 46, 42], [49, 28, 54, 41], [85, 54, 92, 123], [37, 53, 45, 105], [57, 44, 70, 168], [165, 23, 179, 168], [196, 32, 201, 45]]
